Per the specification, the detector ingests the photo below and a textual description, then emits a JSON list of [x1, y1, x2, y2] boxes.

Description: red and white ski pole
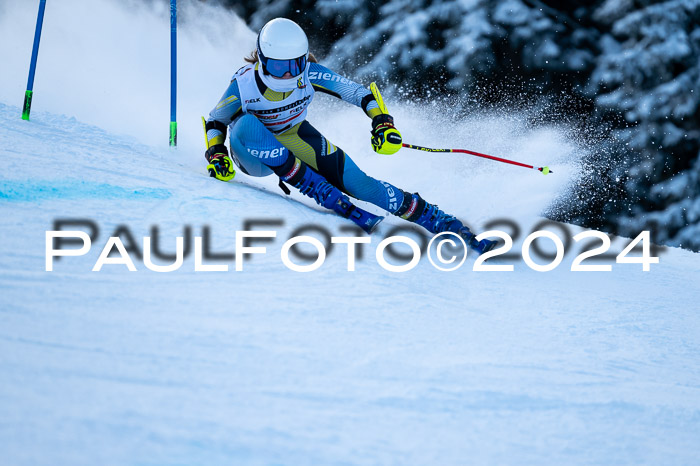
[[401, 142, 552, 175], [369, 82, 552, 175]]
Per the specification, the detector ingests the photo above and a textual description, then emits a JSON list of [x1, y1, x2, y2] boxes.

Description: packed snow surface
[[1, 1, 699, 464]]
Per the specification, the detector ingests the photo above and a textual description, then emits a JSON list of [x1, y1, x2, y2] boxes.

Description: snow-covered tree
[[227, 0, 700, 250], [585, 0, 700, 250]]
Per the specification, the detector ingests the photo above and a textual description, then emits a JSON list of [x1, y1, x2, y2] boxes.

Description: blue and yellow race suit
[[205, 61, 406, 214]]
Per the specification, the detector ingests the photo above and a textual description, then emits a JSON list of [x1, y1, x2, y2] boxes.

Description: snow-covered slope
[[1, 1, 700, 464]]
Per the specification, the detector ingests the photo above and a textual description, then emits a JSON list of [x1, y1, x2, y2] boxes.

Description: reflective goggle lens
[[264, 55, 307, 78]]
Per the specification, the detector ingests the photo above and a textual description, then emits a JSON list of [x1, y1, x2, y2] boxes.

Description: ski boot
[[454, 225, 497, 255], [281, 159, 383, 233], [313, 182, 383, 233], [395, 191, 496, 255], [346, 202, 384, 233]]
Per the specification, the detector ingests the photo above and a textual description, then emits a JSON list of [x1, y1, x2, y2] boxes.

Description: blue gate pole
[[169, 0, 177, 146], [23, 0, 47, 120]]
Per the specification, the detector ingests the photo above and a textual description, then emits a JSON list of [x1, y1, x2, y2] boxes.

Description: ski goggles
[[261, 55, 307, 78]]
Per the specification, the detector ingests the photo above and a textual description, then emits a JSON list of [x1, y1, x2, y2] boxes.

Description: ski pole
[[401, 142, 552, 175], [368, 82, 552, 175]]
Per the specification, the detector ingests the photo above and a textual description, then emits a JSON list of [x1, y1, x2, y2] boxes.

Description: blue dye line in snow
[[0, 180, 171, 202]]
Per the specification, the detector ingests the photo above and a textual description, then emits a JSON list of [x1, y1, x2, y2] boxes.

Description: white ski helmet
[[257, 18, 309, 79]]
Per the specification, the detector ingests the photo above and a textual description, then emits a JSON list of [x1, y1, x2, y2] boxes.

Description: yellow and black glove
[[371, 113, 403, 155], [205, 144, 236, 182], [368, 82, 402, 155]]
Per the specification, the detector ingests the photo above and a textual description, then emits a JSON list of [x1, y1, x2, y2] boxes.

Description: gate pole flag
[[22, 0, 48, 121]]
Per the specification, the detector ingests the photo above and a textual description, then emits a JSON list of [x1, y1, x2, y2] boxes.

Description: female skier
[[204, 18, 495, 254]]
